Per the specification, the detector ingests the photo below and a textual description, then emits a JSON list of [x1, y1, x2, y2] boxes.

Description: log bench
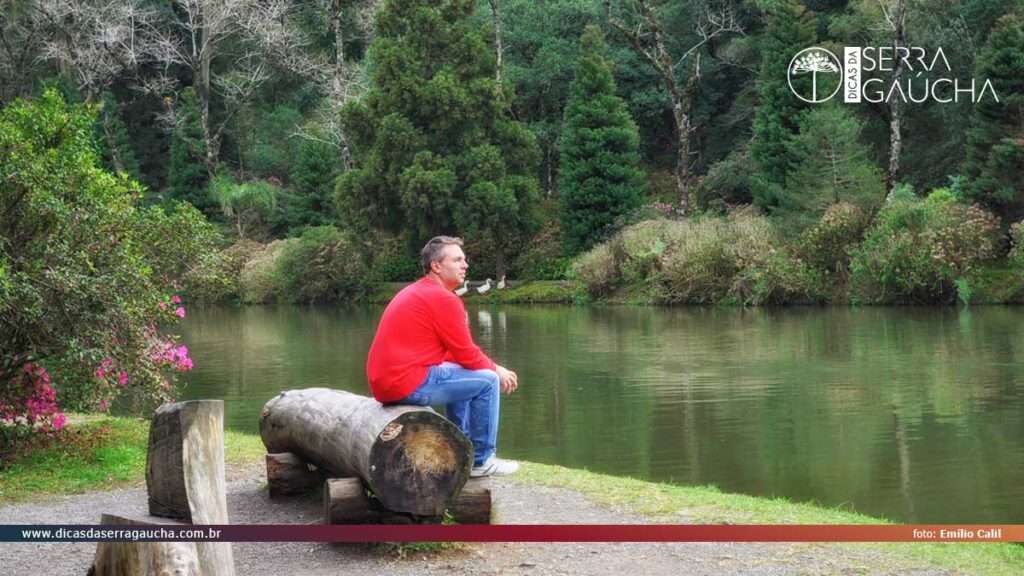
[[260, 388, 493, 523]]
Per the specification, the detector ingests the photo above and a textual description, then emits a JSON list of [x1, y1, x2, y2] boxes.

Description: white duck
[[497, 274, 506, 290], [476, 278, 493, 294], [454, 280, 469, 296]]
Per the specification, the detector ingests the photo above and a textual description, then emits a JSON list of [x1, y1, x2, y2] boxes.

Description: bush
[[2, 91, 196, 433], [369, 233, 419, 282], [573, 210, 823, 304], [572, 243, 619, 297], [182, 239, 264, 303], [512, 216, 574, 281], [1009, 220, 1024, 265], [135, 201, 224, 287], [850, 193, 1001, 303], [239, 240, 294, 304], [796, 202, 870, 298], [617, 219, 673, 285], [275, 226, 372, 304]]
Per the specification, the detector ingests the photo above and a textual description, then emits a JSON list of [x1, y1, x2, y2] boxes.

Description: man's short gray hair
[[420, 236, 464, 273]]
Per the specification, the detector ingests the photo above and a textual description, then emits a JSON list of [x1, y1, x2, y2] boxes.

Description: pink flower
[[174, 307, 186, 318], [171, 295, 182, 304], [52, 413, 67, 431], [118, 371, 129, 387]]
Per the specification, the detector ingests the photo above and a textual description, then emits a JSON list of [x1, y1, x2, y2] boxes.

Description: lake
[[178, 304, 1024, 524]]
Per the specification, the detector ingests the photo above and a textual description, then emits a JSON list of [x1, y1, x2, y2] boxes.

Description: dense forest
[[3, 1, 1024, 431]]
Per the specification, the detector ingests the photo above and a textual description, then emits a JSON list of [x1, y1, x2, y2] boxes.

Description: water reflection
[[179, 304, 1024, 523]]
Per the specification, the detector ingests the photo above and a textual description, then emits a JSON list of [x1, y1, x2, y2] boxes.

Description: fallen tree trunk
[[260, 388, 472, 516]]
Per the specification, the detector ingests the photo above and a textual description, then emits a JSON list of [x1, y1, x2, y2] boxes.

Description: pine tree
[[964, 14, 1024, 223], [167, 88, 211, 213], [784, 104, 885, 227], [558, 25, 646, 255], [750, 0, 816, 211], [336, 0, 539, 277]]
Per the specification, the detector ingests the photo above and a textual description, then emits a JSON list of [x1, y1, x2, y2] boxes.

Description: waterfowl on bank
[[454, 280, 469, 296], [497, 275, 506, 290], [476, 278, 493, 294]]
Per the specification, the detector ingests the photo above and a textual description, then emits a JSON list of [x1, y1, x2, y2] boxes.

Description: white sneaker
[[470, 456, 519, 477]]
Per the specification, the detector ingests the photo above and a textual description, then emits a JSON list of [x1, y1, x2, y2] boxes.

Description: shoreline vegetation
[[1, 416, 1022, 575]]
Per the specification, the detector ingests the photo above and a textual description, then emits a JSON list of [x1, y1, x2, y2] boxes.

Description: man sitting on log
[[367, 235, 520, 477]]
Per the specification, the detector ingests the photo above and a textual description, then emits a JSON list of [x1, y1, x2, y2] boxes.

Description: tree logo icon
[[788, 47, 842, 103]]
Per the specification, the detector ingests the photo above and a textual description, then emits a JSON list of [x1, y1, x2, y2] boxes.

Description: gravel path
[[0, 468, 964, 576]]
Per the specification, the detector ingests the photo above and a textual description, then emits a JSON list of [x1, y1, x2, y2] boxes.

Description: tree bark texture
[[887, 0, 907, 192], [145, 400, 234, 576], [90, 514, 200, 576], [488, 0, 503, 86], [266, 452, 325, 497], [260, 388, 473, 516], [323, 477, 492, 524], [448, 477, 493, 524]]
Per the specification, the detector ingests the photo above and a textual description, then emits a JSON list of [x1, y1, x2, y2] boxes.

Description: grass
[[510, 462, 1024, 576], [0, 415, 265, 504]]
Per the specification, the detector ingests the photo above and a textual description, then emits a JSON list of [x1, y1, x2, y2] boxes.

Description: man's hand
[[496, 365, 518, 395]]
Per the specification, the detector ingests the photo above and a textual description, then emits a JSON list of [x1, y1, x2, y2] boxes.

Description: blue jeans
[[398, 362, 500, 467]]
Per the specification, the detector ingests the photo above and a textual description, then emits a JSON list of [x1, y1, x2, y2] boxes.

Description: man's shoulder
[[392, 278, 456, 307]]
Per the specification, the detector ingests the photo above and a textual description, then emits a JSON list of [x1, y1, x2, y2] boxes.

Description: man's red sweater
[[367, 277, 496, 403]]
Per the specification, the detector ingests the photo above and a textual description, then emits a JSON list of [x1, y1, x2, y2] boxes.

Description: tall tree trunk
[[886, 0, 907, 192], [672, 56, 701, 216], [488, 1, 503, 86], [198, 15, 217, 178], [332, 0, 345, 86]]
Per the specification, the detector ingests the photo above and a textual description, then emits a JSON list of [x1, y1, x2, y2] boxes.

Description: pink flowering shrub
[[1, 363, 66, 433]]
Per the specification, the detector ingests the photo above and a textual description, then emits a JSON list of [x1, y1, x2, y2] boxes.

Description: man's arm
[[496, 364, 518, 394]]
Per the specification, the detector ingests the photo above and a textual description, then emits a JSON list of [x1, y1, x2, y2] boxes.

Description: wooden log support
[[266, 452, 323, 497], [323, 477, 493, 525], [448, 478, 493, 524], [144, 400, 235, 576], [90, 513, 200, 576], [260, 388, 472, 516]]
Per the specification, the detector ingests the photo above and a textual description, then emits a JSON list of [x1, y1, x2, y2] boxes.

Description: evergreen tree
[[558, 25, 646, 255], [336, 0, 539, 277], [964, 14, 1024, 223], [167, 88, 211, 213], [750, 0, 816, 211], [784, 104, 885, 227]]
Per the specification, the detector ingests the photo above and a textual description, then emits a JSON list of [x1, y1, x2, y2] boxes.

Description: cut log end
[[369, 411, 472, 517]]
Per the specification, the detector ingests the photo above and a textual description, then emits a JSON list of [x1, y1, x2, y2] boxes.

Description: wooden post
[[260, 388, 472, 516], [90, 514, 200, 576], [448, 478, 493, 524], [144, 400, 234, 576]]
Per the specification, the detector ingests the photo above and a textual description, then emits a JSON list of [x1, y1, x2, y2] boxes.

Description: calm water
[[178, 304, 1024, 524]]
